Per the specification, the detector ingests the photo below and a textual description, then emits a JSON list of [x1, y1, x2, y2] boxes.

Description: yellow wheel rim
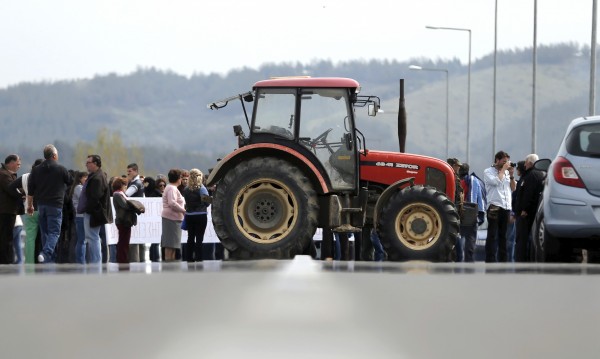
[[394, 202, 442, 250], [233, 179, 297, 244]]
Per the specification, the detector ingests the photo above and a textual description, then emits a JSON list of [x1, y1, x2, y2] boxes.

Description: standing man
[[483, 150, 516, 262], [79, 155, 112, 264], [447, 158, 465, 204], [0, 155, 22, 264], [514, 154, 545, 262], [125, 163, 145, 262], [27, 145, 73, 263]]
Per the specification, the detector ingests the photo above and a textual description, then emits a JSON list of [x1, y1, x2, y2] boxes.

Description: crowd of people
[[0, 145, 545, 265], [0, 144, 214, 265], [450, 150, 545, 263]]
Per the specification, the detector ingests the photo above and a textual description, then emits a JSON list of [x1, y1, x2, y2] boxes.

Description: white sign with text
[[106, 197, 324, 245]]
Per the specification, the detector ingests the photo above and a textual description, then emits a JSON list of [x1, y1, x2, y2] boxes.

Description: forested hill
[[0, 42, 595, 176]]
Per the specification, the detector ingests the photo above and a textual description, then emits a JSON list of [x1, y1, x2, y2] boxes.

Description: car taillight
[[553, 156, 585, 188]]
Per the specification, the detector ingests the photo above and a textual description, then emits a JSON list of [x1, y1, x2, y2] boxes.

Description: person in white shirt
[[125, 163, 145, 262], [483, 150, 516, 262]]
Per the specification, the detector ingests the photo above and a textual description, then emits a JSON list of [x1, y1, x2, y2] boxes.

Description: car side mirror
[[533, 158, 551, 172]]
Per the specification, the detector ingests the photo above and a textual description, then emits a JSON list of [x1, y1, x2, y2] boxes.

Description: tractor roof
[[253, 77, 360, 90]]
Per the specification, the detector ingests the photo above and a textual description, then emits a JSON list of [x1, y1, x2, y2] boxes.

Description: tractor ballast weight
[[206, 77, 460, 261]]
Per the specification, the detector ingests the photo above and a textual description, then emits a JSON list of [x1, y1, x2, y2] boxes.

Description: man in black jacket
[[514, 154, 545, 262], [27, 145, 73, 263], [0, 154, 22, 264], [78, 154, 112, 264]]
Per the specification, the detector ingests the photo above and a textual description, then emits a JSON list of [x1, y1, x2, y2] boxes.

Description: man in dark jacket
[[79, 154, 113, 264], [514, 154, 545, 262], [27, 145, 72, 263], [0, 154, 22, 264]]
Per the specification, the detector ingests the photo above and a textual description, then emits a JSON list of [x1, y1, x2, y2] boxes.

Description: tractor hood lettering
[[372, 161, 420, 170]]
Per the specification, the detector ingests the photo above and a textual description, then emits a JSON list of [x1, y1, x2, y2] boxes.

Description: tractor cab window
[[299, 89, 355, 190], [253, 89, 295, 140]]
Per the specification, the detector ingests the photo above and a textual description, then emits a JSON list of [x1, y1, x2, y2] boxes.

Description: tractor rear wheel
[[211, 157, 319, 259], [377, 186, 459, 262]]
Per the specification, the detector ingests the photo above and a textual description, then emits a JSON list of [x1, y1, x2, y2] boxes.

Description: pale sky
[[0, 0, 595, 88]]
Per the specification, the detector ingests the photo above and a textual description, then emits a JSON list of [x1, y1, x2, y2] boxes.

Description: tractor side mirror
[[368, 103, 379, 117]]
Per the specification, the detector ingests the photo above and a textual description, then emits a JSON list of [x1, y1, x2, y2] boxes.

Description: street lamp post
[[409, 65, 450, 158], [532, 0, 538, 153], [493, 0, 498, 160], [426, 26, 471, 163], [591, 0, 598, 116]]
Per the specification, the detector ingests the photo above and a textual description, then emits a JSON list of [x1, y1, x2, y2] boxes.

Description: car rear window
[[565, 123, 600, 157]]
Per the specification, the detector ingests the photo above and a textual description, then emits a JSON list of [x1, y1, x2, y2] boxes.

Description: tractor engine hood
[[359, 150, 455, 189]]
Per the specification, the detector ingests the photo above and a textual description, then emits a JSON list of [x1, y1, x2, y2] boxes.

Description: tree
[[73, 129, 144, 178]]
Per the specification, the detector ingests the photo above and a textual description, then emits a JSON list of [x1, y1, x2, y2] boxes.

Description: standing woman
[[182, 169, 211, 262], [161, 169, 186, 262], [155, 178, 167, 196], [112, 177, 138, 263]]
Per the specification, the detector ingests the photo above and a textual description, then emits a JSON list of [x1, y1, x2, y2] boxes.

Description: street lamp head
[[426, 25, 471, 32], [409, 65, 423, 70]]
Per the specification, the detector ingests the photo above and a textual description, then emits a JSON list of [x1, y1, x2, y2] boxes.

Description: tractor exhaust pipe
[[398, 79, 407, 153]]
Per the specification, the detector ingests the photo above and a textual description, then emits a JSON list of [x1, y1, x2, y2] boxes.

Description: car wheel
[[533, 210, 566, 262]]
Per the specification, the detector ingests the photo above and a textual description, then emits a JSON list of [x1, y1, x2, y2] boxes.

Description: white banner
[[106, 197, 324, 245], [107, 198, 220, 245]]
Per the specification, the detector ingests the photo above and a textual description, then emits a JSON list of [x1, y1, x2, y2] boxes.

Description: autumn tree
[[73, 129, 144, 178]]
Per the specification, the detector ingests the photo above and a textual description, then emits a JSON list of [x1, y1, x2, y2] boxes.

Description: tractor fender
[[372, 177, 415, 231], [206, 143, 329, 193]]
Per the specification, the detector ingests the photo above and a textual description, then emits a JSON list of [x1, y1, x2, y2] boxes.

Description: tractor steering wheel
[[310, 128, 333, 147]]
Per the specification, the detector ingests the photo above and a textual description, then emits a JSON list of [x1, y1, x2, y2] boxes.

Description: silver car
[[532, 116, 600, 262]]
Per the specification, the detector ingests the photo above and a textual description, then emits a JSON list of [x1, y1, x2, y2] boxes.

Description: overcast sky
[[0, 0, 596, 88]]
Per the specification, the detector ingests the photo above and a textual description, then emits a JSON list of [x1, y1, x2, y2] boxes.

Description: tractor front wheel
[[377, 186, 459, 262]]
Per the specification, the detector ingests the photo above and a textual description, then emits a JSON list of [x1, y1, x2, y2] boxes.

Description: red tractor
[[206, 77, 460, 261]]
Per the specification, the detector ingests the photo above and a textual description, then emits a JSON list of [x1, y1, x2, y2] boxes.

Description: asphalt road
[[2, 257, 600, 359]]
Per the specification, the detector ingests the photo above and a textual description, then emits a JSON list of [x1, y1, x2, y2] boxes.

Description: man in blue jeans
[[78, 154, 112, 264], [27, 145, 73, 263]]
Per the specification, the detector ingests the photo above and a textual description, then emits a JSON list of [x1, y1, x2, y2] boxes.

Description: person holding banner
[[112, 177, 140, 263], [160, 169, 186, 262]]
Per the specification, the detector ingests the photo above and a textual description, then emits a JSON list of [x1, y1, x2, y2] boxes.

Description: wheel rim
[[233, 179, 297, 244], [394, 202, 442, 250], [537, 220, 545, 250]]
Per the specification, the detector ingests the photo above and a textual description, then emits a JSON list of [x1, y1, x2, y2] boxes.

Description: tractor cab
[[209, 77, 380, 193]]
